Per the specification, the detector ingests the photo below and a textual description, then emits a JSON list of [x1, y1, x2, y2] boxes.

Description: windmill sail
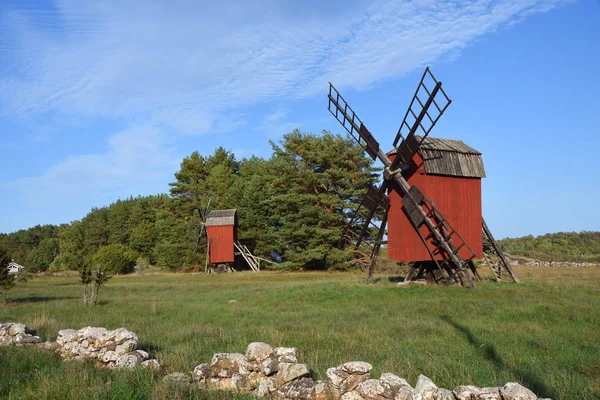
[[391, 67, 452, 171]]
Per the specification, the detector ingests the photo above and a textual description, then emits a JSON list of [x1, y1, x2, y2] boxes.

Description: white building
[[7, 261, 25, 275]]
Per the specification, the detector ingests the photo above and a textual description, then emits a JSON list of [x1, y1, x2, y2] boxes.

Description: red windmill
[[327, 67, 519, 287]]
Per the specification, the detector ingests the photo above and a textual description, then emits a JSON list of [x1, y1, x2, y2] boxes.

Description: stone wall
[[1, 321, 549, 400], [0, 321, 160, 370]]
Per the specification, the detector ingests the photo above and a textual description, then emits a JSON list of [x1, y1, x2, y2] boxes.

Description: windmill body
[[387, 137, 484, 263]]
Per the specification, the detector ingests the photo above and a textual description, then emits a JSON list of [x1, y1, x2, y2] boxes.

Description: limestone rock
[[163, 372, 191, 385], [341, 362, 373, 375], [394, 385, 414, 400], [312, 381, 342, 400], [435, 388, 456, 400], [356, 379, 395, 400], [239, 358, 259, 375], [380, 373, 411, 394], [501, 383, 537, 400], [78, 327, 108, 341], [327, 363, 372, 394], [115, 353, 142, 369], [112, 328, 138, 345], [134, 349, 150, 361], [232, 373, 252, 392], [0, 335, 14, 346], [248, 371, 265, 388], [141, 359, 161, 370], [8, 323, 27, 336], [57, 329, 78, 345], [275, 347, 298, 358], [278, 377, 318, 399], [275, 347, 299, 363], [192, 363, 211, 381], [257, 377, 277, 397], [262, 355, 279, 376], [277, 362, 311, 385], [14, 333, 42, 344], [454, 385, 482, 400], [473, 387, 502, 400], [413, 375, 438, 400], [341, 390, 366, 400], [210, 353, 245, 377], [246, 342, 274, 362], [115, 339, 136, 355]]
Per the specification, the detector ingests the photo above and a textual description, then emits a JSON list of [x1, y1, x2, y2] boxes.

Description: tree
[[266, 130, 378, 269], [50, 222, 85, 271], [92, 244, 137, 275], [0, 248, 15, 298], [25, 237, 59, 272], [81, 207, 109, 254], [107, 199, 131, 245], [80, 261, 112, 307]]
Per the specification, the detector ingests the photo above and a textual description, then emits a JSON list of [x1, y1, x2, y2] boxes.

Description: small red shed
[[205, 209, 238, 264], [387, 137, 486, 262]]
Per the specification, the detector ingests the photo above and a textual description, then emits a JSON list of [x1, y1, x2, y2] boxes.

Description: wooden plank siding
[[207, 225, 236, 264], [206, 209, 238, 264], [387, 143, 484, 262]]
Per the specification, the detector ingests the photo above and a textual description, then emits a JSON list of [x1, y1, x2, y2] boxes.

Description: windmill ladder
[[482, 219, 520, 283]]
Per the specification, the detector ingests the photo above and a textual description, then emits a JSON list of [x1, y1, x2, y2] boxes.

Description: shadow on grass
[[440, 315, 555, 398], [371, 276, 406, 283], [138, 341, 161, 355], [7, 296, 78, 304]]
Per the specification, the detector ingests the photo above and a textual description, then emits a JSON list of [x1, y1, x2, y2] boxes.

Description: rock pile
[[0, 321, 159, 370], [183, 342, 545, 400], [0, 322, 43, 346], [56, 326, 160, 369], [1, 323, 548, 399]]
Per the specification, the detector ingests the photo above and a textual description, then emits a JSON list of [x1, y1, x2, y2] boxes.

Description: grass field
[[1, 267, 599, 399]]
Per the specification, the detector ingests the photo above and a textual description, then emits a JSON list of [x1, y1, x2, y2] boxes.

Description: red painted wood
[[387, 152, 483, 262], [207, 225, 236, 263]]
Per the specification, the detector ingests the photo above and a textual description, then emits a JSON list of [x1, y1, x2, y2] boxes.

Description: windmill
[[327, 67, 519, 288]]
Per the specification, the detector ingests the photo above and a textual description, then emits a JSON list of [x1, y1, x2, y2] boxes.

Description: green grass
[[1, 267, 600, 399]]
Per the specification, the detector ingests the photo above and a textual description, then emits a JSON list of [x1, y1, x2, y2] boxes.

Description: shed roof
[[205, 209, 237, 227], [388, 136, 486, 178]]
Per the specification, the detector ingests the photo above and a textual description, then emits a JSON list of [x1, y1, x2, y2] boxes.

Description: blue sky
[[1, 0, 598, 239]]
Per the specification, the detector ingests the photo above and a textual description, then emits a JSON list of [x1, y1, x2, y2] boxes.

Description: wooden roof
[[388, 136, 486, 178], [205, 209, 237, 227]]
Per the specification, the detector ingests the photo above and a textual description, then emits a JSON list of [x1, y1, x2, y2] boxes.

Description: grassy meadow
[[1, 267, 599, 399]]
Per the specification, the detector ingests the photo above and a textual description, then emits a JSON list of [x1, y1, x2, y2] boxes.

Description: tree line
[[3, 130, 598, 275], [498, 231, 600, 263], [0, 131, 378, 273]]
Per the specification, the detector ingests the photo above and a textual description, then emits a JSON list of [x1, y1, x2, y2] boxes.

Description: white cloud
[[13, 125, 179, 208], [0, 0, 572, 215], [260, 106, 301, 139], [0, 0, 572, 122]]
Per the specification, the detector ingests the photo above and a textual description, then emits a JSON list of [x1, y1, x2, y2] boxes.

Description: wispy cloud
[[0, 0, 572, 219], [12, 125, 179, 208], [0, 0, 572, 121]]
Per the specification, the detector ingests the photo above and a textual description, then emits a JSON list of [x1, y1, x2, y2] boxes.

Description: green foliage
[[499, 231, 600, 262], [25, 237, 59, 272], [49, 222, 85, 272], [264, 130, 378, 269], [92, 244, 138, 275]]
